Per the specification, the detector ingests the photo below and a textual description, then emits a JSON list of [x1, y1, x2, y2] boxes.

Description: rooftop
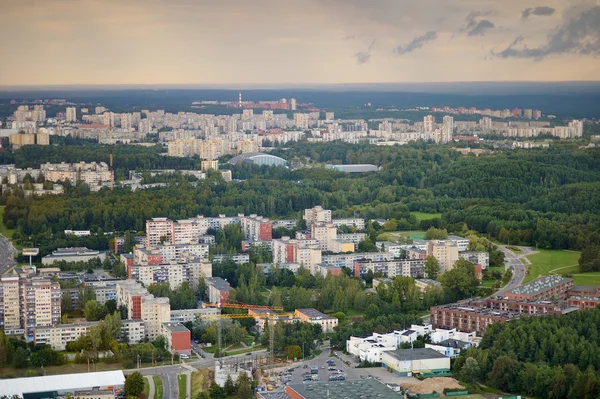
[[508, 276, 573, 296], [386, 348, 449, 361], [287, 379, 402, 399], [0, 370, 125, 397], [325, 164, 379, 173], [296, 308, 336, 320], [207, 276, 232, 291], [162, 322, 191, 333], [437, 339, 471, 349]]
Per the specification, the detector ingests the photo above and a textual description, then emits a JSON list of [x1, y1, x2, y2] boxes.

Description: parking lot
[[276, 350, 418, 387]]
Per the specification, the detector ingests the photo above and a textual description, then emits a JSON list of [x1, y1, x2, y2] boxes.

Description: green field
[[178, 374, 187, 399], [376, 230, 426, 243], [153, 376, 163, 399], [411, 212, 442, 221], [191, 370, 210, 398], [524, 249, 581, 283], [571, 274, 600, 286]]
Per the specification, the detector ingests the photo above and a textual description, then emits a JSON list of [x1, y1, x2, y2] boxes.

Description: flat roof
[[162, 322, 190, 333], [386, 348, 448, 361], [297, 308, 335, 320], [287, 379, 402, 399], [0, 370, 125, 397], [508, 276, 572, 296]]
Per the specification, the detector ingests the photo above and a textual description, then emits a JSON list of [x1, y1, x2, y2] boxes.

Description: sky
[[0, 0, 599, 85]]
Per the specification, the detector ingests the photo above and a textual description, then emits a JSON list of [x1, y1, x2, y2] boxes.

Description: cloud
[[522, 6, 555, 19], [394, 31, 438, 55], [468, 20, 495, 36], [493, 6, 600, 59], [458, 11, 495, 37], [354, 39, 376, 64]]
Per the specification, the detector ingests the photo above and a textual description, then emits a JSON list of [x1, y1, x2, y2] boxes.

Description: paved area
[[494, 245, 528, 295], [0, 235, 17, 274], [145, 375, 155, 399]]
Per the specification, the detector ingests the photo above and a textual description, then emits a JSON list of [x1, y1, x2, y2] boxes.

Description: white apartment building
[[66, 107, 77, 122], [129, 260, 212, 289], [332, 218, 365, 230], [134, 243, 209, 264], [311, 222, 337, 251], [116, 280, 171, 340], [170, 308, 220, 323], [272, 237, 322, 271], [0, 275, 21, 333], [424, 115, 436, 133], [337, 233, 367, 245], [146, 217, 174, 246], [347, 324, 434, 361], [322, 252, 393, 269], [447, 235, 470, 252], [22, 278, 61, 338], [441, 116, 454, 144], [376, 241, 402, 258], [459, 251, 489, 269], [303, 206, 332, 228], [34, 320, 145, 350]]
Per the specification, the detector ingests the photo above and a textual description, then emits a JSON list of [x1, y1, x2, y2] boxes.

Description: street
[[0, 235, 18, 274], [495, 245, 528, 295]]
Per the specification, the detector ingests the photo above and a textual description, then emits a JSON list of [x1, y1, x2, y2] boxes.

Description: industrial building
[[41, 247, 107, 265], [381, 348, 451, 377], [227, 152, 287, 167], [0, 370, 125, 399], [285, 379, 403, 399]]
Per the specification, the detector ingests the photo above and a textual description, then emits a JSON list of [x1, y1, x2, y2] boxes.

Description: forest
[[453, 308, 600, 398], [2, 140, 599, 255]]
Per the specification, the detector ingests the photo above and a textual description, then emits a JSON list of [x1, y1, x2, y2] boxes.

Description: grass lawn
[[572, 274, 600, 286], [506, 245, 522, 253], [0, 361, 125, 377], [191, 370, 210, 398], [411, 212, 442, 221], [376, 230, 426, 242], [143, 377, 151, 399], [450, 395, 487, 399], [524, 249, 581, 283], [241, 335, 255, 346], [153, 376, 163, 399], [0, 205, 16, 239], [178, 374, 187, 399]]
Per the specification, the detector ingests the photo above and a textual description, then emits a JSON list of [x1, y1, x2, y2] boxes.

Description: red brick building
[[505, 276, 573, 301], [162, 323, 191, 355]]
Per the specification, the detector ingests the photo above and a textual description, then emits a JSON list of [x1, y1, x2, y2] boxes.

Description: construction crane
[[198, 302, 291, 377]]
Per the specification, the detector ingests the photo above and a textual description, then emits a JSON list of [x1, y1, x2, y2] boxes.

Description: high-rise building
[[103, 112, 115, 128], [0, 275, 21, 332], [424, 115, 436, 133], [65, 107, 77, 122], [21, 278, 62, 338], [294, 113, 310, 129], [311, 222, 337, 251], [524, 109, 533, 119], [303, 206, 332, 228], [146, 217, 174, 246], [427, 240, 459, 273], [240, 214, 272, 241], [290, 98, 297, 111], [121, 113, 132, 130], [242, 109, 253, 121], [441, 116, 454, 144], [116, 280, 171, 340], [95, 106, 107, 114]]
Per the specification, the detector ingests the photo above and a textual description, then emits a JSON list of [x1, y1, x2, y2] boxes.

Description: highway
[[495, 245, 528, 295]]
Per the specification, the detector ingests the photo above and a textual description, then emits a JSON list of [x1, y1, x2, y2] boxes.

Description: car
[[180, 354, 190, 359], [327, 366, 335, 371], [321, 365, 325, 369], [303, 365, 308, 369], [246, 352, 252, 356], [360, 375, 366, 379], [375, 376, 381, 380]]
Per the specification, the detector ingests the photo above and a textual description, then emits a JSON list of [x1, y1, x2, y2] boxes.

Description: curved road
[[494, 245, 528, 296]]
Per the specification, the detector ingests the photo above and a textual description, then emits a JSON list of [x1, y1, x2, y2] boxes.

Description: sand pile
[[401, 377, 465, 394]]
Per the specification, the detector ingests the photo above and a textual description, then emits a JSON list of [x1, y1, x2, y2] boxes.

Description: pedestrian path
[[145, 375, 155, 399]]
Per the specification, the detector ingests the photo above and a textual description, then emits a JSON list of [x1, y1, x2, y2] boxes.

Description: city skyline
[[1, 0, 599, 86]]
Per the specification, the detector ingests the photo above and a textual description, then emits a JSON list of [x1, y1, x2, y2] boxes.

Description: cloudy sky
[[1, 0, 599, 85]]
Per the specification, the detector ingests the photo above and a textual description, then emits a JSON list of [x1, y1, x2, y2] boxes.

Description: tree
[[124, 372, 145, 398], [0, 329, 6, 366], [61, 292, 73, 315], [424, 227, 448, 240], [236, 373, 253, 399], [224, 375, 235, 396], [13, 347, 29, 368], [84, 300, 107, 321], [424, 256, 441, 280], [439, 259, 479, 301], [460, 357, 480, 383], [208, 383, 226, 399], [284, 345, 302, 360]]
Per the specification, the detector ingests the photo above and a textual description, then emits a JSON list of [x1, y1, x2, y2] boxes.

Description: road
[[0, 235, 18, 274], [495, 245, 528, 295]]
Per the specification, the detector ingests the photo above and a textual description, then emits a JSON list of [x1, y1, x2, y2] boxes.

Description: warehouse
[[381, 348, 450, 377], [285, 379, 402, 399], [0, 370, 125, 399]]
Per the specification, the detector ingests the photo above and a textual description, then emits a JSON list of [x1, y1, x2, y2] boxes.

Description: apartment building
[[332, 218, 365, 230], [294, 309, 338, 333], [248, 308, 298, 332], [128, 259, 212, 289], [41, 162, 113, 191], [206, 277, 232, 304], [146, 215, 240, 246], [311, 222, 337, 251], [505, 276, 573, 301], [162, 322, 191, 355], [133, 243, 209, 264], [353, 259, 424, 279], [34, 320, 145, 350], [212, 253, 250, 264], [170, 308, 220, 323], [303, 206, 331, 228], [240, 214, 272, 241], [459, 251, 489, 269], [272, 237, 322, 271], [0, 275, 22, 333], [427, 240, 459, 273], [21, 278, 61, 338], [321, 252, 393, 269], [116, 280, 171, 340], [146, 217, 174, 246], [337, 233, 367, 245], [430, 302, 521, 335]]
